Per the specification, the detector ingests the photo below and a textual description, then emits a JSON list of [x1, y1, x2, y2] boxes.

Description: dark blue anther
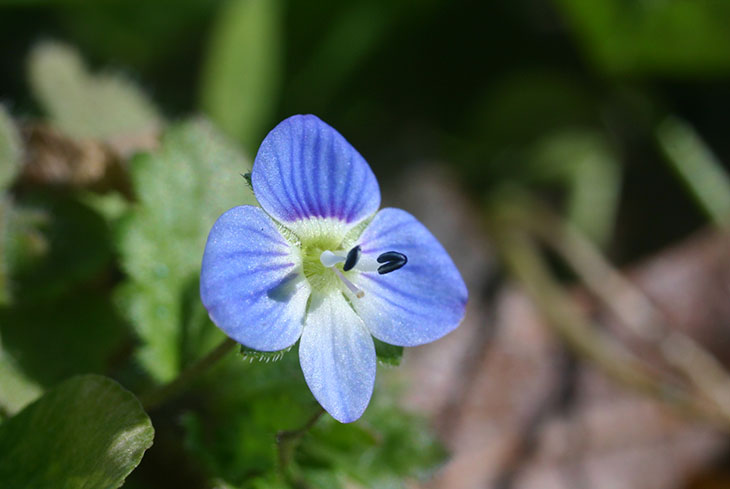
[[343, 245, 361, 272], [376, 251, 407, 275]]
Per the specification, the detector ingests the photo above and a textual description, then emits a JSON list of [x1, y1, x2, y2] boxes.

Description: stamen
[[335, 269, 365, 298], [343, 245, 362, 272], [320, 250, 345, 268], [376, 251, 408, 275]]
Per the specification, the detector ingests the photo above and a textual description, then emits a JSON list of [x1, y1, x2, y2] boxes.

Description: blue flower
[[200, 115, 467, 423]]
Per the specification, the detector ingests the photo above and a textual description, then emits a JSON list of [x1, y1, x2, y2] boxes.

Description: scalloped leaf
[[28, 41, 162, 141], [117, 119, 256, 382]]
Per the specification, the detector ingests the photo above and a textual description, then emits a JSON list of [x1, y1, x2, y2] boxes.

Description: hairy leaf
[[183, 352, 446, 489], [117, 119, 256, 381], [300, 397, 448, 488], [28, 41, 162, 141], [182, 351, 314, 486]]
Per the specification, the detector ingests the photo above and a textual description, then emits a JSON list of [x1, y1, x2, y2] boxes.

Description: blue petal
[[252, 115, 380, 229], [299, 292, 376, 423], [200, 206, 310, 351], [349, 208, 468, 346]]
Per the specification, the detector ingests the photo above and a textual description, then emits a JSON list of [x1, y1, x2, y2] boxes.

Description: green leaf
[[27, 41, 162, 140], [200, 0, 283, 150], [117, 119, 256, 382], [183, 350, 445, 488], [78, 190, 131, 223], [0, 106, 21, 191], [0, 374, 153, 489], [181, 349, 317, 485], [373, 338, 403, 367], [299, 395, 448, 487]]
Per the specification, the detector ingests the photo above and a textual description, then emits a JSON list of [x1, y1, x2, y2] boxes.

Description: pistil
[[335, 269, 365, 298], [319, 247, 367, 298], [319, 250, 345, 268]]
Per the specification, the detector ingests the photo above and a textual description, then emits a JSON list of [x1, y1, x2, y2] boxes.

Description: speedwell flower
[[200, 115, 467, 423]]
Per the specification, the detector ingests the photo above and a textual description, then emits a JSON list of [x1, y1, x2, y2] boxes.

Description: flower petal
[[200, 205, 310, 351], [349, 208, 468, 346], [299, 292, 376, 423], [251, 115, 380, 235]]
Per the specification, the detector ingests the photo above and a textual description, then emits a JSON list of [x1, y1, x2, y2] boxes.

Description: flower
[[200, 115, 467, 423]]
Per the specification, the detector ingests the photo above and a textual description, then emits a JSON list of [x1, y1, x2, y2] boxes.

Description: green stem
[[276, 407, 325, 486], [140, 337, 237, 411], [656, 117, 730, 228]]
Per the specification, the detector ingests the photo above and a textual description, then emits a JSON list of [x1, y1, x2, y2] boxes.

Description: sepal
[[239, 344, 293, 363], [374, 338, 404, 367]]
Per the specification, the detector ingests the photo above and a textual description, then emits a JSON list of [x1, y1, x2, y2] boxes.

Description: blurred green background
[[2, 1, 730, 488]]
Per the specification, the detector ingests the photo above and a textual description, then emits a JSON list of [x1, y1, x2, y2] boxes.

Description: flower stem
[[276, 406, 325, 486], [140, 337, 238, 411]]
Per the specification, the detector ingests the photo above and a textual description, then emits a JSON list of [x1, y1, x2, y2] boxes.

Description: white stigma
[[320, 250, 345, 268], [320, 249, 366, 298]]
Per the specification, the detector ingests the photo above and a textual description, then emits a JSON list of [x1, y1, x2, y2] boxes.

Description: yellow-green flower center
[[289, 217, 375, 296], [292, 218, 352, 295], [301, 244, 342, 293]]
